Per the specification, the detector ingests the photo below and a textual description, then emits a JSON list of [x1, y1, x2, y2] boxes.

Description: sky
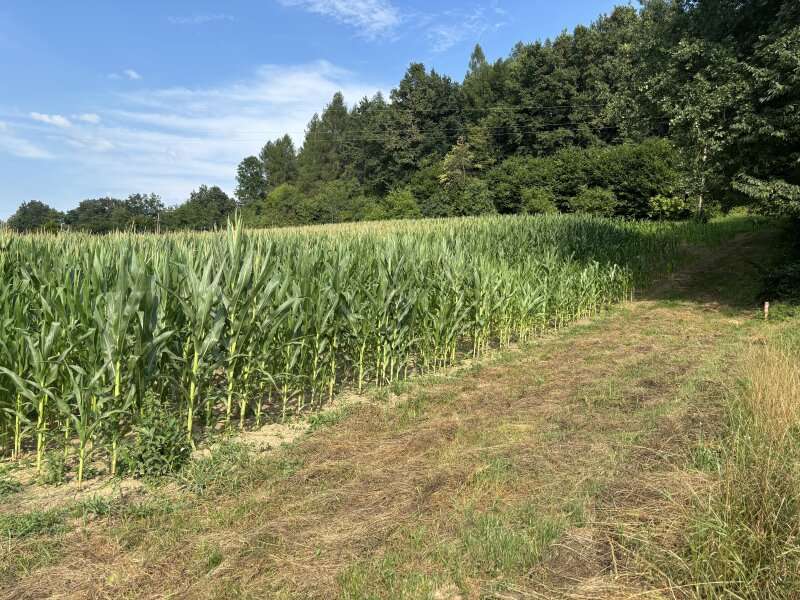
[[0, 0, 623, 219]]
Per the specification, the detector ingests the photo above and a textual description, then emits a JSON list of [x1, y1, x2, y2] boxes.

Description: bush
[[121, 407, 192, 478], [648, 194, 694, 220], [382, 187, 423, 220], [455, 178, 497, 216], [764, 262, 800, 302], [486, 139, 683, 219], [570, 187, 618, 217], [487, 156, 555, 214], [521, 187, 558, 214], [41, 451, 66, 485], [242, 183, 309, 228]]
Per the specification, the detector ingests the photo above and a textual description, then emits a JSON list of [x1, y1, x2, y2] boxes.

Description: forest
[[4, 0, 799, 233]]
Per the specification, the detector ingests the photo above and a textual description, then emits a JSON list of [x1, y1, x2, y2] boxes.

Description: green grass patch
[[459, 504, 566, 578], [656, 310, 800, 598], [180, 441, 260, 496], [0, 508, 66, 539], [0, 467, 22, 498], [308, 405, 353, 432], [195, 540, 225, 573]]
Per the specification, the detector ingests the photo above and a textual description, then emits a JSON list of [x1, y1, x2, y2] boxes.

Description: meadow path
[[4, 227, 778, 599]]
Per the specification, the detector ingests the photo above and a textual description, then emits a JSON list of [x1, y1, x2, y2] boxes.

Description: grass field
[[2, 215, 798, 598]]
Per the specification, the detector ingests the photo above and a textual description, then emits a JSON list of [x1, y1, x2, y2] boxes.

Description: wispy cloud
[[109, 69, 143, 81], [30, 112, 72, 128], [279, 0, 401, 39], [425, 5, 508, 53], [168, 14, 235, 25], [278, 0, 506, 52], [3, 62, 385, 204], [0, 121, 53, 159], [75, 113, 101, 124]]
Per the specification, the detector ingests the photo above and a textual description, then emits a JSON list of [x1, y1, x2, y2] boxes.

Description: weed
[[0, 467, 22, 498], [121, 406, 192, 478], [308, 406, 351, 432], [0, 509, 66, 539]]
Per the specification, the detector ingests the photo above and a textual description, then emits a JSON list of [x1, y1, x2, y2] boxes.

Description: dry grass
[[607, 302, 800, 600], [742, 340, 800, 442]]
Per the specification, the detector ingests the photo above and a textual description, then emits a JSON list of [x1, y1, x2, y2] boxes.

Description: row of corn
[[0, 214, 748, 481]]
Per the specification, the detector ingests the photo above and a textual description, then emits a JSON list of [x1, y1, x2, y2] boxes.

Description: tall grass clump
[[0, 214, 756, 482], [667, 337, 800, 598]]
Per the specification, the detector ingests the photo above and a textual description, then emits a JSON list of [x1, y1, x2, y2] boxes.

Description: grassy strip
[[663, 326, 800, 598], [652, 227, 800, 599]]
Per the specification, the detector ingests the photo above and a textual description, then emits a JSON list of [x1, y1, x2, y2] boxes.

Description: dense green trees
[[638, 0, 800, 216], [164, 185, 235, 230], [226, 0, 796, 229], [235, 157, 268, 206], [485, 139, 683, 218], [64, 194, 164, 233], [7, 1, 798, 232], [7, 201, 64, 232], [235, 135, 299, 206]]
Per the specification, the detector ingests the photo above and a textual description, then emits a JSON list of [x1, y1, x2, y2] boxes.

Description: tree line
[[4, 0, 798, 233]]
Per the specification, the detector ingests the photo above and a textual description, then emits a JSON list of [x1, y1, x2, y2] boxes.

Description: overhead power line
[[159, 116, 670, 144]]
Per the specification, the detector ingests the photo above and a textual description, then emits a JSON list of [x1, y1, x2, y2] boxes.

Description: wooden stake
[[764, 301, 770, 321]]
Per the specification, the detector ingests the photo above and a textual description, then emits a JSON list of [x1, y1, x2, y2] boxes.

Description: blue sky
[[0, 0, 623, 218]]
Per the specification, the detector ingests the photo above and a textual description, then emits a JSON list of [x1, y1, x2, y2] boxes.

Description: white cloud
[[168, 14, 235, 25], [425, 6, 507, 53], [30, 112, 72, 128], [278, 0, 505, 52], [0, 121, 52, 159], [110, 69, 142, 81], [76, 113, 101, 124], [279, 0, 400, 38], [6, 61, 385, 204]]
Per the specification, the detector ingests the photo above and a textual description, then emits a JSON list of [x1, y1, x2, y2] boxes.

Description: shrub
[[570, 187, 618, 217], [382, 187, 423, 220], [487, 139, 683, 219], [487, 155, 554, 214], [41, 452, 66, 485], [242, 183, 309, 228], [648, 194, 694, 220], [456, 178, 497, 216], [764, 262, 800, 302], [521, 187, 558, 215]]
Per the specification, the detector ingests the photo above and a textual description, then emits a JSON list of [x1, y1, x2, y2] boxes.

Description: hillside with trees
[[4, 0, 798, 232]]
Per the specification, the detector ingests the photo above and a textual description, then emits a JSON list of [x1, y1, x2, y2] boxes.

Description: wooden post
[[764, 301, 770, 321]]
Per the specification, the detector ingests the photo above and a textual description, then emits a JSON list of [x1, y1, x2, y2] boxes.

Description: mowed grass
[[1, 222, 798, 599]]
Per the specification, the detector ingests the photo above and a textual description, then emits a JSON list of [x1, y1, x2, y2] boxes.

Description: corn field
[[0, 215, 751, 481]]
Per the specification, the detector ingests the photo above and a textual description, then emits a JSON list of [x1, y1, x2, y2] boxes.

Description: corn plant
[[0, 214, 755, 481]]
